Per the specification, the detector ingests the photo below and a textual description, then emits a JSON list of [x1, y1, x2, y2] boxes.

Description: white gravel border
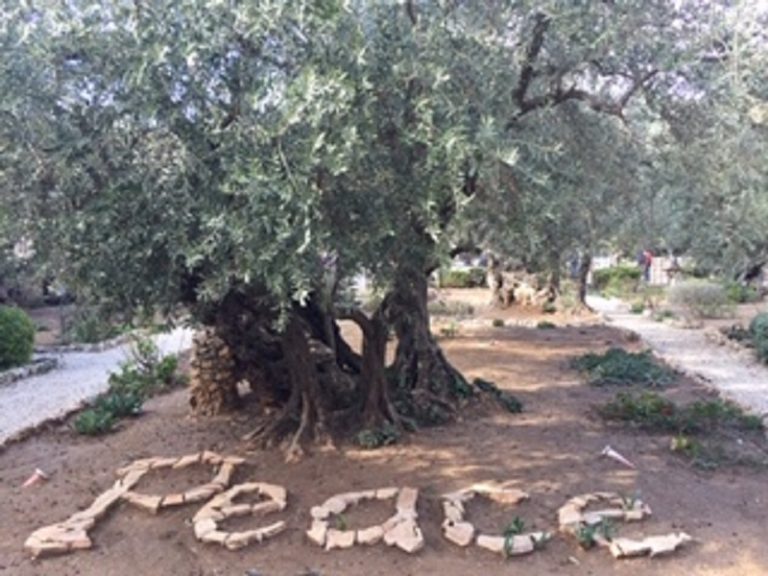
[[0, 328, 194, 446], [588, 295, 768, 421]]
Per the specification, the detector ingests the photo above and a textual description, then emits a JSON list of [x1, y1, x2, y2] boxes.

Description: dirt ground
[[1, 289, 767, 576]]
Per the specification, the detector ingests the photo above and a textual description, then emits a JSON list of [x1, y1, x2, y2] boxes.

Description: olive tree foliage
[[0, 0, 748, 451], [637, 1, 768, 278], [455, 0, 765, 295]]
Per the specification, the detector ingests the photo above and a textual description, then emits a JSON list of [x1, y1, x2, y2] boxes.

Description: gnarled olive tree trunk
[[388, 267, 471, 424]]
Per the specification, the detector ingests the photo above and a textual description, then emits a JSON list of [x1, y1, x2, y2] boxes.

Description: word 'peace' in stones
[[24, 452, 694, 562]]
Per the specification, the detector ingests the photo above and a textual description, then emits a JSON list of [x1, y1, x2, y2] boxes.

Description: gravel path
[[0, 329, 193, 445], [589, 295, 768, 421]]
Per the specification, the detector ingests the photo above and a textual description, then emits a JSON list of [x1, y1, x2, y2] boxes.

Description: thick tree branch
[[512, 12, 551, 111], [507, 69, 658, 129]]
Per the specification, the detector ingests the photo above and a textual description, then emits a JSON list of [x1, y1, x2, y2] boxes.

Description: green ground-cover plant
[[599, 392, 764, 435], [592, 266, 642, 298], [74, 335, 181, 436], [749, 312, 768, 363], [0, 306, 35, 369], [439, 268, 486, 289], [629, 302, 645, 314], [723, 282, 762, 304], [73, 408, 117, 436], [356, 424, 401, 450], [492, 318, 505, 327], [542, 301, 557, 314], [571, 348, 676, 387], [537, 321, 556, 329]]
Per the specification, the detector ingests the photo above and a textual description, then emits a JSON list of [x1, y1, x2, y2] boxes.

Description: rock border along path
[[0, 328, 193, 446], [588, 295, 768, 422]]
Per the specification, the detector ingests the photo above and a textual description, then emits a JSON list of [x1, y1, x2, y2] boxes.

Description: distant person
[[642, 249, 653, 282]]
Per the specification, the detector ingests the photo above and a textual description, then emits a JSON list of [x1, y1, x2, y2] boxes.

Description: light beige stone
[[476, 534, 505, 554], [160, 493, 185, 507], [122, 492, 162, 514], [221, 504, 252, 517], [610, 533, 692, 559], [396, 487, 419, 516], [443, 520, 475, 547], [224, 531, 258, 550], [150, 456, 180, 469], [323, 496, 348, 515], [356, 525, 384, 545], [383, 518, 424, 553], [194, 519, 217, 539], [255, 521, 286, 540], [443, 500, 464, 522], [183, 486, 217, 503], [201, 530, 229, 545], [193, 507, 225, 522], [257, 483, 288, 505], [558, 505, 583, 528], [211, 463, 236, 488], [375, 487, 399, 500], [485, 487, 529, 505], [251, 501, 284, 516], [223, 455, 246, 465], [172, 453, 202, 468], [624, 509, 646, 521], [505, 534, 535, 556], [116, 458, 154, 476], [306, 520, 328, 546], [117, 469, 148, 490], [311, 506, 330, 520], [325, 528, 355, 550]]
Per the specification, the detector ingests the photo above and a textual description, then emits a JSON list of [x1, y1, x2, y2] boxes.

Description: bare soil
[[1, 289, 767, 576]]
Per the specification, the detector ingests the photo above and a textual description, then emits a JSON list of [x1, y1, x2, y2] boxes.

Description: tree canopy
[[1, 0, 765, 453]]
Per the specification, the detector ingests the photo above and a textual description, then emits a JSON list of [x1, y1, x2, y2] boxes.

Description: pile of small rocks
[[189, 329, 239, 415]]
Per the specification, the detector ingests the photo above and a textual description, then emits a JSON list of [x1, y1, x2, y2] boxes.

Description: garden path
[[589, 295, 768, 421], [0, 329, 193, 445]]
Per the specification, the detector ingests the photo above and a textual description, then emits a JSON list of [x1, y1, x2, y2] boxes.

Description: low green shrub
[[439, 268, 486, 288], [74, 408, 116, 436], [492, 318, 505, 328], [629, 302, 645, 314], [599, 391, 764, 434], [0, 306, 35, 369], [668, 280, 733, 319], [537, 321, 556, 329], [723, 282, 762, 304], [94, 391, 143, 418], [749, 312, 768, 363], [571, 348, 676, 387], [356, 424, 401, 449], [653, 310, 676, 322], [428, 300, 475, 317], [74, 335, 180, 436], [592, 266, 642, 297], [541, 301, 557, 314]]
